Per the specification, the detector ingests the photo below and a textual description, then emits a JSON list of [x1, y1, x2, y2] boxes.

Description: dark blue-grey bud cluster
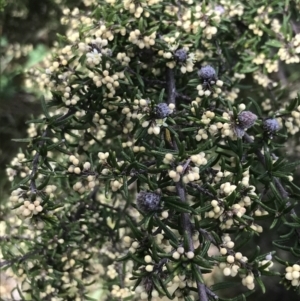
[[234, 111, 258, 138], [174, 48, 188, 62], [153, 103, 171, 119], [198, 65, 217, 81], [136, 191, 161, 213], [237, 111, 258, 129], [263, 119, 280, 133]]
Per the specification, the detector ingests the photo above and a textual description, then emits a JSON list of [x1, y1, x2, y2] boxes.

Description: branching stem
[[166, 67, 212, 301]]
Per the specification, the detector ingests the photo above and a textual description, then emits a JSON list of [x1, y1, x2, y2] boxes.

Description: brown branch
[[166, 67, 211, 301], [166, 68, 176, 105], [176, 92, 192, 102]]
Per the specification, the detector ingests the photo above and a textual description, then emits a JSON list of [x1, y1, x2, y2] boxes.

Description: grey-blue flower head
[[136, 191, 161, 213], [153, 103, 171, 119], [174, 48, 188, 62], [263, 119, 280, 133], [234, 111, 257, 138], [198, 65, 217, 81]]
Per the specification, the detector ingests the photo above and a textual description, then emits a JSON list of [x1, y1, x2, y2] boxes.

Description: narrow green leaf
[[37, 175, 51, 190], [210, 281, 239, 291], [152, 276, 168, 297], [255, 277, 266, 293], [41, 96, 51, 119], [270, 182, 284, 206], [155, 218, 178, 244], [12, 138, 33, 143], [125, 215, 143, 239], [191, 263, 204, 283]]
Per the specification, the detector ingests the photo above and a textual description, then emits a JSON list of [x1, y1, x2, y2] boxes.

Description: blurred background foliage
[[0, 0, 85, 194]]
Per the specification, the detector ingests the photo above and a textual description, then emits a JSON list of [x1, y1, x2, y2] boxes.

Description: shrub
[[2, 1, 300, 300]]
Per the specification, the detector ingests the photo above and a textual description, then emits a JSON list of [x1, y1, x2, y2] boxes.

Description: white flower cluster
[[9, 189, 44, 218], [219, 235, 273, 290], [285, 264, 300, 287], [141, 103, 175, 135], [278, 34, 300, 64], [166, 152, 207, 183], [128, 29, 156, 49], [196, 79, 223, 97]]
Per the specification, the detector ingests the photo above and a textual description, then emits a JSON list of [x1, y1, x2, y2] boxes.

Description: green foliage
[[2, 0, 300, 301]]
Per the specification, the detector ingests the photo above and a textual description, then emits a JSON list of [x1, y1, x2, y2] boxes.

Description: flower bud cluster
[[6, 152, 32, 182], [285, 264, 300, 287], [85, 38, 109, 67], [276, 106, 300, 135], [111, 285, 134, 299], [220, 112, 236, 139], [201, 110, 215, 124], [193, 111, 235, 141], [252, 53, 278, 73], [220, 1, 244, 18], [167, 153, 207, 183], [172, 247, 195, 260], [241, 273, 255, 290], [98, 152, 109, 163], [44, 185, 57, 198], [110, 178, 124, 192], [278, 34, 300, 64], [221, 204, 246, 229], [68, 155, 92, 175], [135, 285, 160, 300], [206, 199, 224, 219], [72, 174, 99, 193], [163, 153, 174, 164], [219, 237, 260, 291], [253, 71, 278, 88], [107, 264, 118, 279], [128, 29, 156, 49], [206, 199, 247, 229], [123, 0, 151, 18], [249, 223, 263, 233], [179, 4, 222, 38], [254, 208, 269, 216], [213, 170, 225, 183], [237, 168, 251, 188], [120, 140, 146, 153], [248, 6, 271, 36], [220, 182, 237, 196], [116, 52, 131, 66], [19, 199, 43, 218], [9, 188, 43, 218]]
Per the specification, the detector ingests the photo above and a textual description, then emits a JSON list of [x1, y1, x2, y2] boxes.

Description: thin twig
[[0, 250, 39, 268], [188, 182, 221, 201], [166, 68, 176, 105], [176, 92, 192, 102], [166, 67, 211, 301]]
